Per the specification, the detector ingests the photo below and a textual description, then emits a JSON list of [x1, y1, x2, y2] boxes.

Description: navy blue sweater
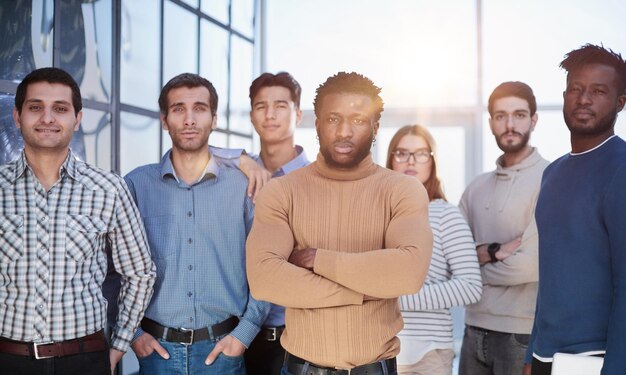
[[528, 136, 626, 374]]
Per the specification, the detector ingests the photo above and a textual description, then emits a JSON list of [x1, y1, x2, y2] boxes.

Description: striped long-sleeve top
[[398, 199, 482, 363]]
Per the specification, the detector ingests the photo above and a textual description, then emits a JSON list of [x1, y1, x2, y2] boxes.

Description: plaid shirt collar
[[12, 149, 81, 183]]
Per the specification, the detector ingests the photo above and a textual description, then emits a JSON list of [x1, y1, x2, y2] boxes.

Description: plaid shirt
[[0, 150, 155, 352]]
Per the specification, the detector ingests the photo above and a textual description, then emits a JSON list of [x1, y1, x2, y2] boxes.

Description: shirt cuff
[[111, 326, 134, 352], [229, 319, 261, 348]]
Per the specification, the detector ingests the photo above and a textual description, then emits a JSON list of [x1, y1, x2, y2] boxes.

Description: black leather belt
[[285, 353, 396, 375], [141, 316, 239, 345], [259, 326, 284, 342]]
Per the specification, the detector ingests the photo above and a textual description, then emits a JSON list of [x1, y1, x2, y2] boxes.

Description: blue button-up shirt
[[214, 145, 310, 327], [125, 148, 269, 347]]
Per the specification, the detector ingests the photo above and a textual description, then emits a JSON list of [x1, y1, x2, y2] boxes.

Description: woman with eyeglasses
[[386, 125, 482, 375]]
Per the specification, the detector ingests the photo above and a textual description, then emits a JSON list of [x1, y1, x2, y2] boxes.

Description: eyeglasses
[[392, 149, 433, 164]]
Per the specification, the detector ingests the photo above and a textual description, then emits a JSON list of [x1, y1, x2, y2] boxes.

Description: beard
[[564, 107, 617, 137], [319, 135, 373, 169], [495, 129, 531, 153]]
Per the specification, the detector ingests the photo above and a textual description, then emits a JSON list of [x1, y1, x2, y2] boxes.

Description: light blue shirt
[[125, 147, 270, 347], [214, 145, 310, 327]]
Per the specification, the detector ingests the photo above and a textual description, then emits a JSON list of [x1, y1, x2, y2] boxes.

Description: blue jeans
[[458, 326, 529, 375], [138, 338, 246, 375]]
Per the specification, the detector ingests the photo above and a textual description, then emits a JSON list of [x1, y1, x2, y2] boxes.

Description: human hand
[[522, 363, 532, 375], [288, 248, 317, 270], [130, 332, 170, 359], [496, 236, 522, 261], [239, 155, 271, 202], [109, 348, 124, 374], [204, 334, 246, 365]]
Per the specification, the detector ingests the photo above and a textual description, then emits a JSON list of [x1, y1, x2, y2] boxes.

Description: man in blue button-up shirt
[[239, 72, 310, 375], [125, 73, 269, 374]]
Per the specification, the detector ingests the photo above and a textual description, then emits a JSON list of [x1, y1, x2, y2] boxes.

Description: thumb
[[205, 342, 223, 365], [152, 341, 170, 360]]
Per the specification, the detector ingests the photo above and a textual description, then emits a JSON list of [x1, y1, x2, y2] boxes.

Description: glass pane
[[120, 0, 161, 110], [228, 134, 252, 150], [201, 0, 229, 25], [120, 112, 160, 175], [229, 36, 253, 134], [81, 108, 111, 170], [0, 92, 22, 164], [231, 0, 254, 38], [58, 1, 112, 103], [210, 130, 228, 148], [483, 0, 626, 106], [265, 0, 477, 109], [294, 127, 318, 163], [0, 0, 54, 81], [200, 20, 229, 129], [163, 1, 198, 81], [181, 0, 199, 8]]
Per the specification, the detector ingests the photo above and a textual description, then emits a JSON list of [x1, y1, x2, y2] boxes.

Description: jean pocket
[[512, 333, 530, 348]]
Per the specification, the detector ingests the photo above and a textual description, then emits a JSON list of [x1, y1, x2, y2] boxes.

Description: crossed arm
[[246, 179, 433, 309]]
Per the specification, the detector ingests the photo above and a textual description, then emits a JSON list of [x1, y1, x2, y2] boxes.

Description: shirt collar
[[263, 145, 310, 177], [159, 147, 219, 184], [13, 149, 78, 182]]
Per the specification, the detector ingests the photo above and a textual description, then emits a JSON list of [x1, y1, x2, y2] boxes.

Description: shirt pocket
[[65, 214, 107, 262], [0, 215, 24, 263], [143, 215, 177, 259]]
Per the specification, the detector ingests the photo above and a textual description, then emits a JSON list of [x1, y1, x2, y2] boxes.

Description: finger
[[152, 340, 170, 359], [205, 343, 223, 365], [247, 178, 256, 198]]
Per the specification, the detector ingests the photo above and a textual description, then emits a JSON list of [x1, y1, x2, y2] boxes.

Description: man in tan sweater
[[246, 72, 433, 374]]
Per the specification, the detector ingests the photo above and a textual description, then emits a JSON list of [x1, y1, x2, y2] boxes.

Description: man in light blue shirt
[[240, 72, 310, 375], [125, 73, 269, 374]]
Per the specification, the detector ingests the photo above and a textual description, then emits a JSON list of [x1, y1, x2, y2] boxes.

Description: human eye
[[327, 116, 339, 124], [54, 106, 69, 113], [515, 112, 527, 119], [566, 86, 581, 94], [351, 117, 367, 125], [395, 150, 408, 158], [28, 104, 42, 112], [593, 88, 606, 95], [494, 114, 504, 121]]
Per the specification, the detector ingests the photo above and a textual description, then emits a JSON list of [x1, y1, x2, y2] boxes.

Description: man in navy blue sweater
[[525, 44, 626, 375]]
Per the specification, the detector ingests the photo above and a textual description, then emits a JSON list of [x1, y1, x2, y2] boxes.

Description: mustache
[[500, 131, 523, 137], [332, 140, 355, 147]]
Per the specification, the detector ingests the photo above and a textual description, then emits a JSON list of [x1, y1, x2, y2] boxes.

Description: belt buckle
[[33, 341, 54, 359], [267, 327, 277, 341], [178, 328, 194, 345]]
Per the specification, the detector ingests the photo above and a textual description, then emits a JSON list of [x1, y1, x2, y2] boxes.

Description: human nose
[[505, 114, 515, 129], [407, 153, 417, 165], [576, 89, 592, 106], [265, 107, 276, 120], [184, 109, 196, 126], [336, 119, 353, 138], [40, 107, 55, 124]]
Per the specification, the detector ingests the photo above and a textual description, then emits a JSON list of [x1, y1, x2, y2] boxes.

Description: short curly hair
[[560, 44, 626, 94], [313, 72, 384, 121]]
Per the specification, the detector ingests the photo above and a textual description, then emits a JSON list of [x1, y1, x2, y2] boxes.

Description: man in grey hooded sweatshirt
[[458, 81, 549, 375]]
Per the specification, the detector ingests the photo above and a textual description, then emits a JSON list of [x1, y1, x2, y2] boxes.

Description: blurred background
[[1, 0, 625, 373]]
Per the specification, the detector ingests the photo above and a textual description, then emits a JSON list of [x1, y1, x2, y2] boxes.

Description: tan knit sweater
[[246, 153, 433, 368]]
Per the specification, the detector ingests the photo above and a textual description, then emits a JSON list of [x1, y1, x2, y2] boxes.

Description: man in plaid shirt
[[0, 67, 155, 374]]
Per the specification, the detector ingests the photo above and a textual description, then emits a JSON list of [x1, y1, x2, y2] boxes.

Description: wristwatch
[[487, 242, 501, 263]]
